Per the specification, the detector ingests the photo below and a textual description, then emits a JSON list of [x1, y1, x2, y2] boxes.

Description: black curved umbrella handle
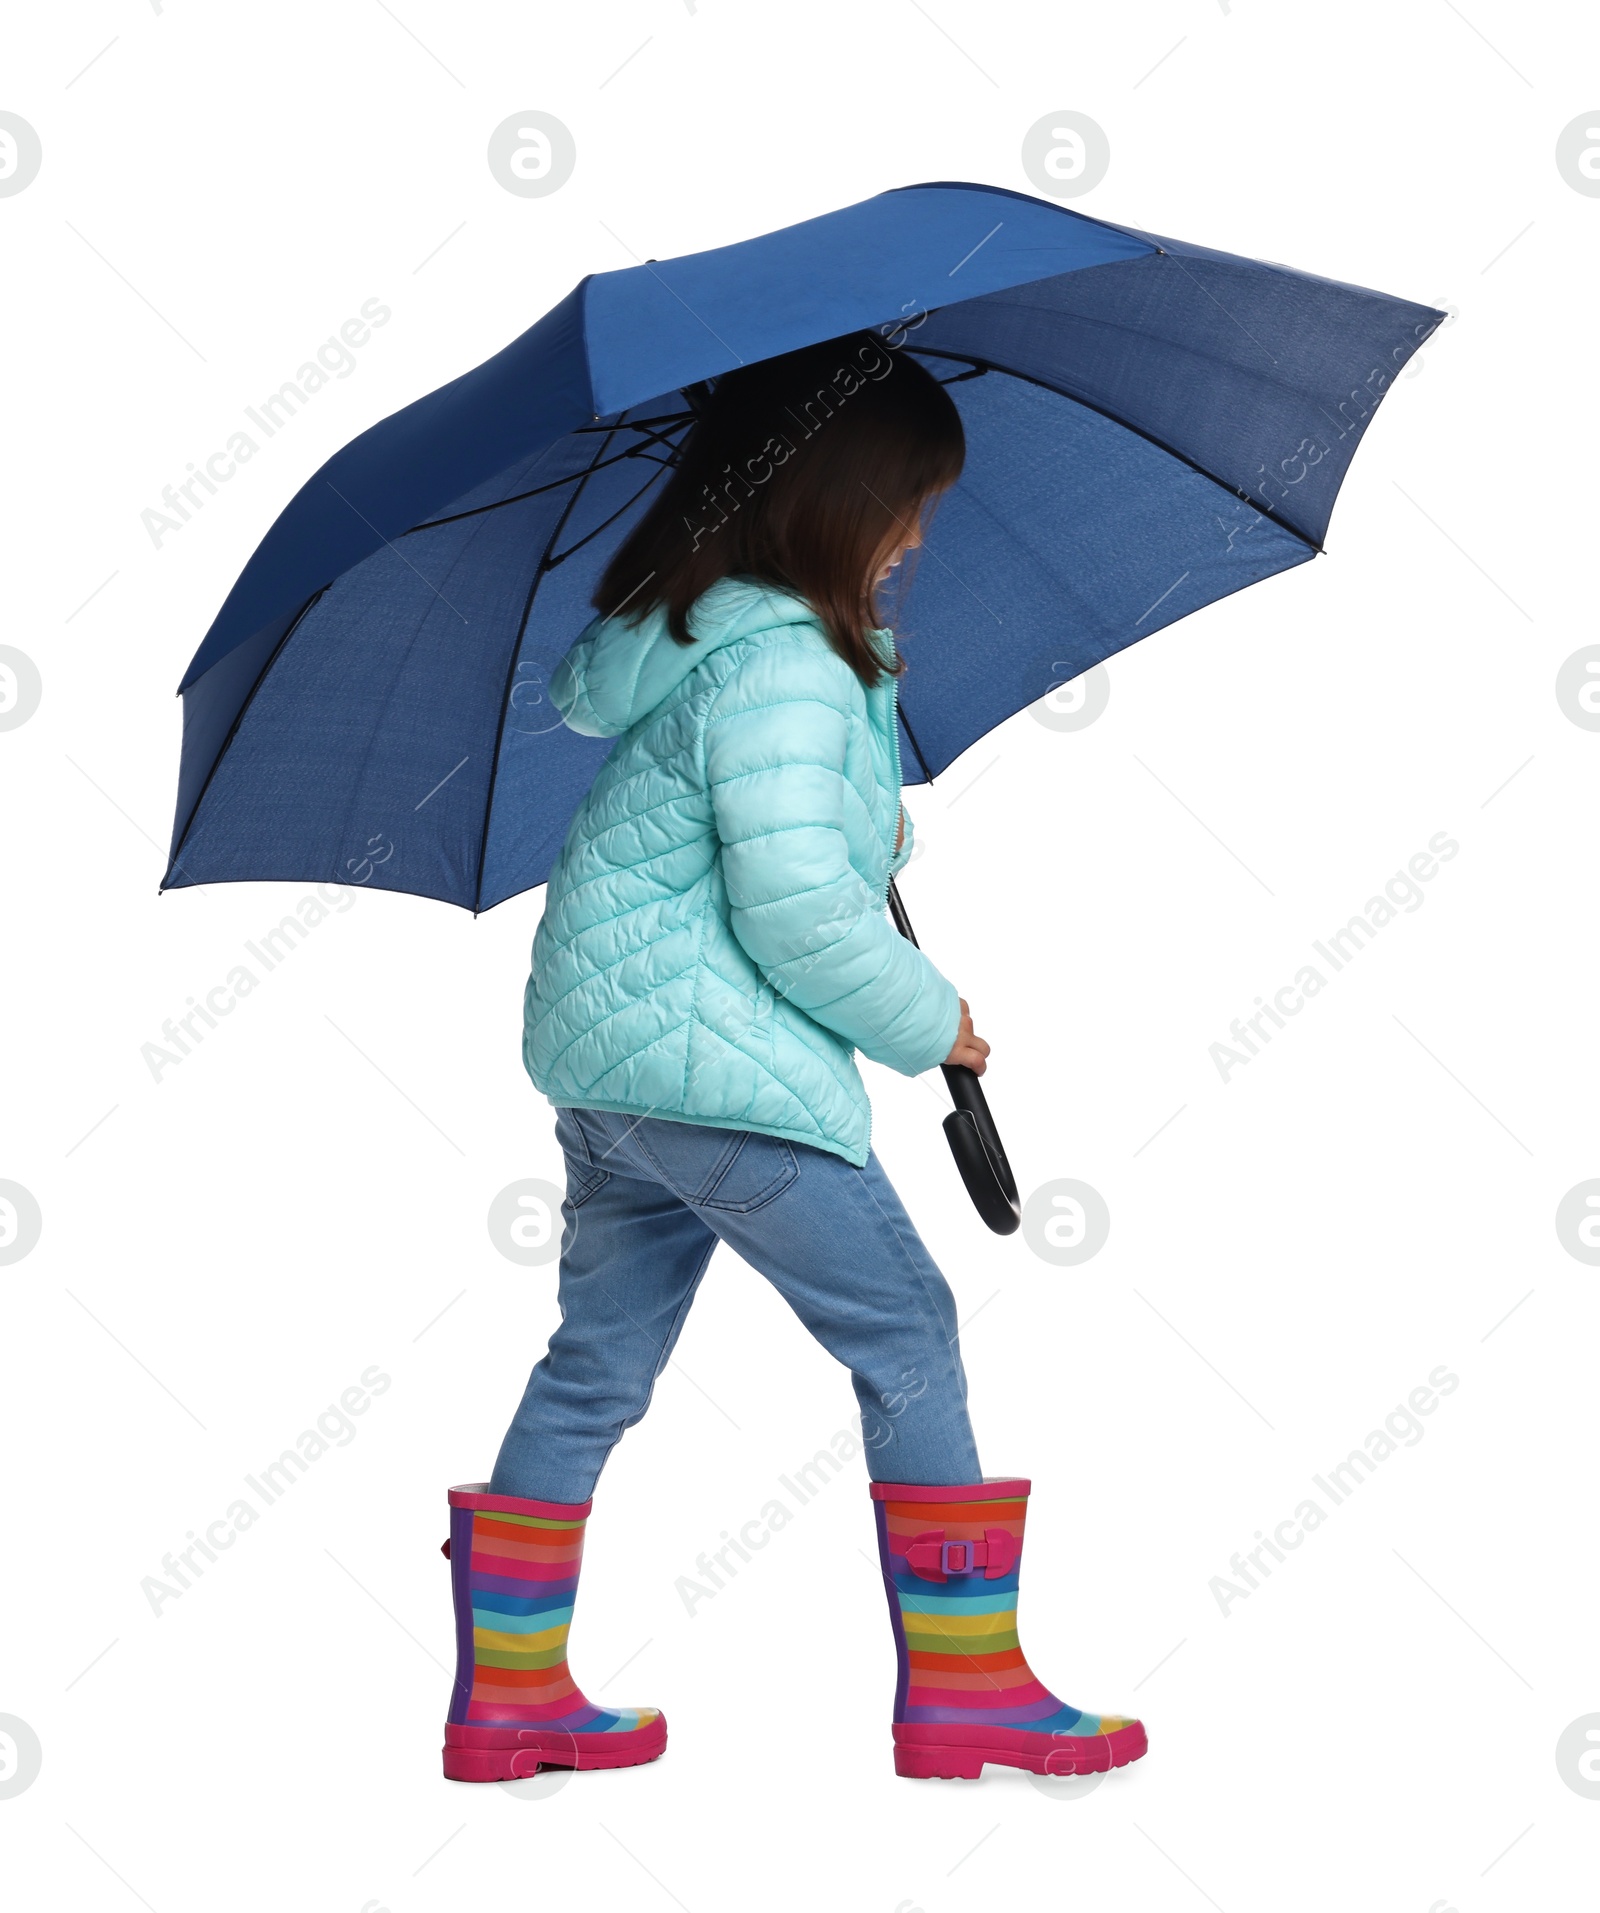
[[888, 881, 1021, 1236]]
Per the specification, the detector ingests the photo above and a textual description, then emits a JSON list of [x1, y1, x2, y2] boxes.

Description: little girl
[[440, 332, 1145, 1784]]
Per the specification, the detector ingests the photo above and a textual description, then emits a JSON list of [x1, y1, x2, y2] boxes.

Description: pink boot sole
[[893, 1719, 1148, 1779], [442, 1717, 668, 1782]]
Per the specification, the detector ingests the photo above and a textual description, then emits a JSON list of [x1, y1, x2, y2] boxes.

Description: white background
[[4, 3, 1596, 1908]]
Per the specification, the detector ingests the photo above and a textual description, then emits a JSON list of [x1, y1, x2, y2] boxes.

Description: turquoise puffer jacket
[[523, 576, 961, 1165]]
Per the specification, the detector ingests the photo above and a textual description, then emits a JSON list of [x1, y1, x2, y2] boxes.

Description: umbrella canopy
[[165, 181, 1442, 911]]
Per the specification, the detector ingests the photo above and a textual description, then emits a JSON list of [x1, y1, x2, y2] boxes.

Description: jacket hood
[[551, 576, 824, 738]]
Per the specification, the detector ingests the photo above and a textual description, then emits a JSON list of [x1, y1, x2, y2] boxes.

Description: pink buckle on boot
[[904, 1526, 1017, 1582]]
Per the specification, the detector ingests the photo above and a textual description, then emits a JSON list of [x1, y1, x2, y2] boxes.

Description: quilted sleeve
[[703, 644, 961, 1078]]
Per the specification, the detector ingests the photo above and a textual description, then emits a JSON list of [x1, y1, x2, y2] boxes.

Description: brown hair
[[591, 330, 965, 686]]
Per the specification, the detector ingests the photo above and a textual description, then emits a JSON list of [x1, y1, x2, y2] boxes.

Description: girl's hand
[[944, 998, 990, 1075]]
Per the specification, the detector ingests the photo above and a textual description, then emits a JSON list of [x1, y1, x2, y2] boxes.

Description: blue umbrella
[[165, 180, 1441, 911]]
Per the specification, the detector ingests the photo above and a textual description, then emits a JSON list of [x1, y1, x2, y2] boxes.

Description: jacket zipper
[[865, 651, 909, 1163], [884, 658, 904, 903]]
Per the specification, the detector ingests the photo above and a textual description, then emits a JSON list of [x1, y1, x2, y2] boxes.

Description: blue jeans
[[490, 1109, 983, 1502]]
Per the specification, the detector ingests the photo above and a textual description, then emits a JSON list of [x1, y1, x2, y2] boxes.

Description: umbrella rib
[[469, 424, 630, 915], [407, 426, 691, 536], [545, 467, 672, 573], [898, 703, 936, 783], [906, 346, 1324, 553], [571, 409, 697, 434], [581, 418, 694, 462], [174, 409, 668, 908], [163, 585, 329, 889]]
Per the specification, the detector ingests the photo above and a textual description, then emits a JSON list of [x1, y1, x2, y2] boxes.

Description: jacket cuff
[[893, 971, 961, 1078]]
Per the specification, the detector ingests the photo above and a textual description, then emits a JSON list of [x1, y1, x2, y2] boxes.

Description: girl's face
[[872, 492, 941, 585]]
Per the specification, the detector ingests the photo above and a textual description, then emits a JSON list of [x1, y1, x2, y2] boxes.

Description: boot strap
[[904, 1526, 1017, 1582]]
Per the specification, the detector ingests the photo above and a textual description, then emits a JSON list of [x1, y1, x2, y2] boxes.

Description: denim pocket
[[698, 1131, 799, 1213], [555, 1108, 611, 1208], [632, 1117, 800, 1212], [566, 1161, 610, 1208]]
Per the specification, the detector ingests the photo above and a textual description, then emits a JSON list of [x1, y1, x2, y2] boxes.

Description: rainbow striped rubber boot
[[872, 1477, 1147, 1780], [441, 1483, 666, 1782]]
